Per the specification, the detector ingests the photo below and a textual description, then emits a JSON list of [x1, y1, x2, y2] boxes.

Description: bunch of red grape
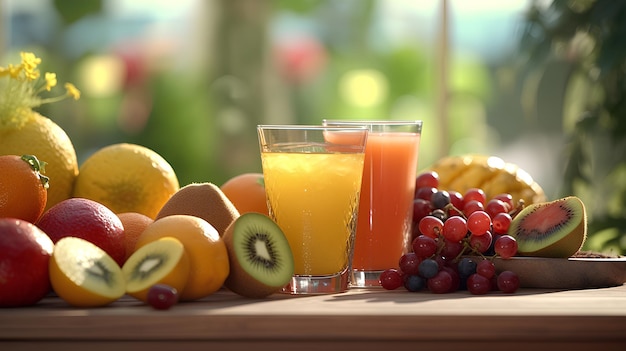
[[379, 171, 521, 294]]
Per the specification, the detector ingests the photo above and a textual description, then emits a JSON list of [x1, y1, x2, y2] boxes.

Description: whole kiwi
[[156, 182, 240, 236]]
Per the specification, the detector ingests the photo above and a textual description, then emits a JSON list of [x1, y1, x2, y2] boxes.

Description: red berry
[[467, 210, 492, 236], [418, 215, 444, 239], [442, 216, 467, 242], [412, 235, 438, 259], [398, 252, 421, 275], [462, 200, 485, 217], [427, 270, 453, 294], [463, 188, 486, 206], [494, 235, 518, 259], [492, 212, 512, 234], [415, 171, 439, 189], [147, 284, 179, 310], [497, 270, 520, 293], [485, 199, 508, 218], [415, 187, 437, 202], [476, 259, 496, 279], [468, 231, 493, 253], [466, 273, 491, 295], [379, 269, 403, 290]]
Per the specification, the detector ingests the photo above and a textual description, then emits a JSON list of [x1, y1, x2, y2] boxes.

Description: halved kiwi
[[223, 212, 294, 298], [122, 237, 190, 302], [50, 237, 126, 307], [508, 196, 587, 258]]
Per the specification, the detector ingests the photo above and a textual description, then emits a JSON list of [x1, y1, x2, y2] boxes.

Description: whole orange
[[220, 173, 269, 216], [36, 198, 126, 266], [0, 154, 48, 223], [117, 211, 154, 262], [134, 214, 229, 301]]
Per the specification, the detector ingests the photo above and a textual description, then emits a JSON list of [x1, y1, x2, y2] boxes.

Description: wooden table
[[2, 285, 626, 351]]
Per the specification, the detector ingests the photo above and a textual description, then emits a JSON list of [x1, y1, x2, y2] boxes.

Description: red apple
[[0, 218, 54, 307]]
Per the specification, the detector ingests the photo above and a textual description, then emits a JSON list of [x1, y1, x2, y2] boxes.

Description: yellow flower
[[65, 83, 80, 100], [45, 73, 57, 91]]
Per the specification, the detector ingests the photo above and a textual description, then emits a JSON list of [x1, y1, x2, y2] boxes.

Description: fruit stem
[[21, 154, 49, 189]]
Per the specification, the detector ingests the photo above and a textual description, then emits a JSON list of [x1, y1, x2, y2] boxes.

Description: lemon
[[73, 143, 180, 219]]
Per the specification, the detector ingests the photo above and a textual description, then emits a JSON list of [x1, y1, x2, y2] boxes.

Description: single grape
[[399, 252, 421, 275], [476, 259, 496, 279], [412, 235, 438, 258], [441, 266, 461, 292], [412, 198, 433, 225], [415, 187, 437, 202], [447, 191, 464, 216], [379, 268, 404, 290], [492, 212, 512, 234], [427, 270, 453, 294], [497, 270, 520, 293], [466, 273, 491, 295], [494, 235, 518, 259], [440, 239, 465, 260], [404, 274, 426, 292], [462, 200, 485, 217], [493, 193, 513, 211], [415, 171, 439, 189], [431, 190, 451, 210], [467, 210, 492, 236], [147, 284, 179, 310], [418, 258, 440, 279], [442, 215, 468, 242], [457, 257, 477, 279], [468, 231, 493, 254], [418, 215, 444, 239], [485, 199, 508, 218], [463, 188, 486, 206]]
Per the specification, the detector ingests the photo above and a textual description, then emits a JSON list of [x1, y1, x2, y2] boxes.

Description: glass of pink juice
[[323, 120, 422, 287], [257, 125, 368, 294]]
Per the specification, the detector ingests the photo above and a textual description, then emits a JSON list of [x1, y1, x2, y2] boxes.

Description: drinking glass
[[257, 125, 368, 294], [323, 120, 422, 287]]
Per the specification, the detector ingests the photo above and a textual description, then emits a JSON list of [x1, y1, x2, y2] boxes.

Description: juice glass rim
[[322, 120, 422, 133]]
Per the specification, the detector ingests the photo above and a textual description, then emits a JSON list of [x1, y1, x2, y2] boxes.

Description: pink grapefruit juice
[[353, 131, 421, 270]]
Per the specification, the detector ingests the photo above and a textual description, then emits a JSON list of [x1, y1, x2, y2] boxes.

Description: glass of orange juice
[[323, 120, 422, 287], [257, 125, 368, 294]]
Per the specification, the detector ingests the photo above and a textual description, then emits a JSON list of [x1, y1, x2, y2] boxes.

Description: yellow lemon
[[0, 111, 79, 211], [73, 143, 179, 219]]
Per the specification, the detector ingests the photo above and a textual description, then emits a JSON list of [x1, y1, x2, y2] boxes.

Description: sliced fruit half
[[123, 236, 190, 303], [50, 236, 126, 307], [223, 212, 294, 298]]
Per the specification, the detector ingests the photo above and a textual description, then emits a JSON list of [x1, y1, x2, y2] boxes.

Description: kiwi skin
[[508, 196, 587, 258], [223, 212, 294, 298], [156, 182, 240, 236]]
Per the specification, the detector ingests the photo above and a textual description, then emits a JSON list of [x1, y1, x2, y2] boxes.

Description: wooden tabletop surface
[[2, 284, 626, 351]]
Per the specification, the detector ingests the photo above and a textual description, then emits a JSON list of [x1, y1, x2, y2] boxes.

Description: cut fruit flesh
[[50, 236, 125, 307], [123, 237, 190, 302]]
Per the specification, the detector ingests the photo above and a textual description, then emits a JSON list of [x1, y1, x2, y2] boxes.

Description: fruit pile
[[379, 169, 588, 295]]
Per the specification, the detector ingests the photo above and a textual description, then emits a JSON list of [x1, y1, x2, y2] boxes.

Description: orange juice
[[353, 131, 421, 270], [261, 152, 364, 275]]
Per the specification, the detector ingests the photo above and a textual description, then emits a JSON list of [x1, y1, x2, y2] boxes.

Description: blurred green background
[[1, 0, 625, 254]]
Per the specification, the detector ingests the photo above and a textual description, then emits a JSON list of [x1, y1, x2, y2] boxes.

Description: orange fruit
[[0, 154, 48, 223], [73, 143, 180, 219], [117, 212, 154, 262], [1, 52, 80, 211], [134, 214, 229, 301], [36, 197, 126, 266], [220, 173, 269, 216], [49, 236, 125, 307]]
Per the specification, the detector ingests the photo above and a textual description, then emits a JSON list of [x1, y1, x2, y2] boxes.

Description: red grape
[[492, 212, 512, 234], [147, 284, 179, 310], [497, 270, 520, 293], [442, 216, 468, 242], [463, 188, 486, 206], [462, 200, 485, 217], [466, 273, 491, 295], [467, 210, 492, 235], [412, 198, 432, 225], [380, 269, 404, 290], [485, 199, 508, 218], [448, 191, 464, 216], [415, 171, 439, 189], [494, 235, 518, 259], [418, 215, 444, 239], [427, 270, 453, 294], [439, 239, 464, 260], [415, 187, 437, 202], [476, 259, 496, 279], [399, 252, 421, 275], [493, 193, 513, 211], [468, 231, 493, 253], [412, 235, 438, 258]]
